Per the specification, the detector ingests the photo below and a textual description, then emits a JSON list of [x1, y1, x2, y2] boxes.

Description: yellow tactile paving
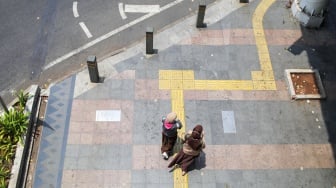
[[182, 70, 195, 80], [159, 80, 171, 90], [252, 71, 275, 81], [182, 80, 195, 90], [171, 80, 184, 90], [171, 71, 183, 80], [253, 0, 276, 83], [170, 89, 188, 187], [159, 70, 173, 80]]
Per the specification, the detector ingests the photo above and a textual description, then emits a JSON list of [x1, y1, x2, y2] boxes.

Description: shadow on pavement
[[287, 0, 336, 161]]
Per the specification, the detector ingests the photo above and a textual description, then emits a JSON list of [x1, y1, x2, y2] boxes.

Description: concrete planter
[[8, 85, 40, 188]]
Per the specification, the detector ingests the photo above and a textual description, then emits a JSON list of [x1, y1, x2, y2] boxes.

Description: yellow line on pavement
[[171, 90, 188, 188]]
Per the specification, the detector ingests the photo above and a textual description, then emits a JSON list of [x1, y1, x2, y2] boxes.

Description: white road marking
[[125, 4, 160, 13], [119, 3, 127, 19], [79, 22, 92, 38], [43, 0, 184, 70], [73, 1, 79, 18]]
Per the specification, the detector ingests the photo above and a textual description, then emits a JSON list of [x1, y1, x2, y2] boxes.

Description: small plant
[[0, 109, 28, 144], [0, 90, 30, 187], [15, 90, 29, 112], [0, 139, 15, 162], [0, 165, 11, 188]]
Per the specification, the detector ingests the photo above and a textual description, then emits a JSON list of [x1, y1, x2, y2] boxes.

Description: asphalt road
[[0, 0, 215, 103]]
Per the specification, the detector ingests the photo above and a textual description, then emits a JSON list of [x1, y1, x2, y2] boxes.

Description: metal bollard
[[146, 27, 154, 54], [196, 4, 206, 28], [87, 55, 100, 83]]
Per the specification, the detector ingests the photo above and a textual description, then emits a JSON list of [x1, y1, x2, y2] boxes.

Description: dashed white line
[[43, 0, 184, 70], [73, 1, 79, 18], [119, 3, 127, 20], [79, 22, 92, 38]]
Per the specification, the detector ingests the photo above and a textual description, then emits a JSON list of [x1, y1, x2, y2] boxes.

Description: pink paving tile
[[229, 91, 245, 100], [238, 145, 255, 169], [208, 30, 224, 38], [96, 122, 118, 132], [133, 157, 146, 169], [184, 90, 208, 100], [67, 133, 81, 144], [133, 145, 147, 157], [103, 170, 131, 184], [69, 122, 96, 133], [69, 121, 82, 133], [207, 91, 232, 100], [70, 110, 95, 122], [206, 38, 225, 45], [205, 144, 336, 170], [60, 183, 78, 188], [75, 170, 104, 183], [145, 80, 159, 90], [62, 170, 77, 183], [80, 133, 94, 144], [74, 183, 104, 188]]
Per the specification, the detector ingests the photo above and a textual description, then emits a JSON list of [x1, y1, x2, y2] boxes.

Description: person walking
[[161, 112, 182, 160], [168, 124, 205, 176]]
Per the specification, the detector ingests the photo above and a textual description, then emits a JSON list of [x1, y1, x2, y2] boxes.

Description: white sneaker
[[162, 152, 168, 160]]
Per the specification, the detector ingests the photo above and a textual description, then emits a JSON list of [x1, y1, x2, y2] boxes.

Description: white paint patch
[[73, 1, 79, 18], [43, 0, 184, 70], [118, 3, 127, 19], [125, 4, 160, 13], [79, 22, 92, 38], [96, 110, 121, 121], [222, 111, 236, 133]]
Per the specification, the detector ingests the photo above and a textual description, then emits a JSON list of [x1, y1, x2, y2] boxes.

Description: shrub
[[0, 109, 28, 144], [0, 90, 29, 188]]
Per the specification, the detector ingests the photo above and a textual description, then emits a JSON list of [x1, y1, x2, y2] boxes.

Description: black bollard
[[196, 4, 207, 28], [0, 96, 9, 113], [146, 27, 154, 54], [87, 55, 100, 83], [240, 0, 249, 3]]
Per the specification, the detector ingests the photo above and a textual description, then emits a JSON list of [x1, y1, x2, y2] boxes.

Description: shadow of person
[[188, 151, 206, 171]]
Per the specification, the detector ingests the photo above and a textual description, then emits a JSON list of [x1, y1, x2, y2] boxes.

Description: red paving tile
[[181, 29, 336, 46], [62, 170, 131, 187], [204, 144, 335, 170], [69, 100, 133, 144]]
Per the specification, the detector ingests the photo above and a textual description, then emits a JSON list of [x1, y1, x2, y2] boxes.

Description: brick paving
[[32, 0, 336, 187]]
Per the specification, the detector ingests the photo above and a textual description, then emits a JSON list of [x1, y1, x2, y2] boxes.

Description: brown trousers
[[161, 133, 177, 155]]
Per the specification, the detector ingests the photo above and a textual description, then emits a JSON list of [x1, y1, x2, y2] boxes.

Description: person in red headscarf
[[161, 112, 182, 160], [168, 124, 205, 176]]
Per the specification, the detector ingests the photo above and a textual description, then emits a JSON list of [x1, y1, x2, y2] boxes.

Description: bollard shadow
[[146, 49, 159, 55], [99, 76, 105, 83]]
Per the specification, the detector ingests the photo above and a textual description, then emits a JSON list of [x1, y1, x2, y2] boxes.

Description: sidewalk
[[32, 0, 336, 187]]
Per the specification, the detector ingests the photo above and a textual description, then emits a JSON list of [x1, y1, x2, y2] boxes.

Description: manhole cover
[[285, 69, 326, 100]]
